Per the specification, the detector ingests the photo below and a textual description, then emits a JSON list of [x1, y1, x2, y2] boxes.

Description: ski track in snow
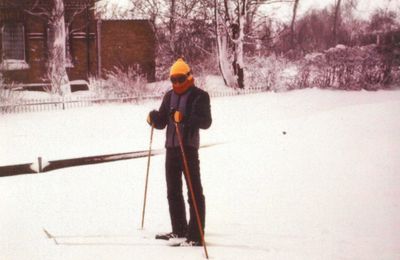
[[1, 88, 400, 259]]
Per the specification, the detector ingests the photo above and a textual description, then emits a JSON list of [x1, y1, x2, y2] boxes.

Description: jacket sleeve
[[188, 91, 212, 129], [152, 93, 170, 129]]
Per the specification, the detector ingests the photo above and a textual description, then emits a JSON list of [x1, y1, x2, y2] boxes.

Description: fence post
[[38, 157, 42, 173]]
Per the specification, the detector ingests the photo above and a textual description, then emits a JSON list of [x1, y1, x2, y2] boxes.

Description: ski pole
[[141, 124, 154, 229], [174, 122, 209, 259]]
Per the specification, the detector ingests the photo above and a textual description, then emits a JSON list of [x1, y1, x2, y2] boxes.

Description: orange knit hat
[[170, 58, 194, 95], [170, 58, 191, 76]]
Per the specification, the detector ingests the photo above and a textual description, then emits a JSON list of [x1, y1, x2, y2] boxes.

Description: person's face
[[170, 74, 187, 86]]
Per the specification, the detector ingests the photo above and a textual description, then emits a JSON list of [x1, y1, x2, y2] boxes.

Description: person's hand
[[172, 110, 183, 123], [147, 110, 157, 126]]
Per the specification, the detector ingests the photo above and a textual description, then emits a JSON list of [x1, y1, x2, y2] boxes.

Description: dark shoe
[[155, 232, 185, 240]]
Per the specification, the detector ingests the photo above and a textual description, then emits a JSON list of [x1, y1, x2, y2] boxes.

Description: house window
[[0, 22, 29, 70]]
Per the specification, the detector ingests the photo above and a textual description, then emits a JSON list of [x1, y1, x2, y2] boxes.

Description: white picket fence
[[0, 87, 268, 114]]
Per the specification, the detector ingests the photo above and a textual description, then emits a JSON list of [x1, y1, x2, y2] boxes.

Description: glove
[[174, 111, 183, 123], [170, 109, 183, 123], [147, 110, 157, 126]]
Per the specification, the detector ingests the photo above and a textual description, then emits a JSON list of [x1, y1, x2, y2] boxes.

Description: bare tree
[[131, 0, 207, 56], [234, 0, 246, 89], [132, 0, 217, 74], [48, 0, 70, 95], [368, 7, 399, 33], [217, 0, 247, 88], [169, 0, 177, 55], [217, 0, 265, 88], [290, 0, 299, 49], [22, 0, 98, 96], [331, 0, 361, 46], [128, 0, 290, 87], [216, 0, 295, 88], [215, 0, 237, 87], [332, 0, 342, 46], [96, 1, 133, 19]]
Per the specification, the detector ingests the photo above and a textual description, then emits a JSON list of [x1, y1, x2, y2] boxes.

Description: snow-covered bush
[[0, 74, 22, 109], [0, 74, 6, 103], [392, 66, 400, 89], [90, 66, 148, 97], [246, 55, 310, 92], [245, 55, 281, 91], [245, 44, 400, 91], [304, 44, 399, 90]]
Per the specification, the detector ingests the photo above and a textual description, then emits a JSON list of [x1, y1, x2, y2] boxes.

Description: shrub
[[91, 66, 148, 97], [245, 55, 281, 91], [302, 44, 399, 90], [0, 74, 21, 106], [245, 44, 400, 91], [246, 55, 311, 92]]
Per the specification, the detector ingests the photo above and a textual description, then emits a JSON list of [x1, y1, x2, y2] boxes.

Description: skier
[[147, 58, 212, 246]]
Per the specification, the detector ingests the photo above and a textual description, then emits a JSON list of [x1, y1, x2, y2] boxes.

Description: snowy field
[[1, 88, 400, 260]]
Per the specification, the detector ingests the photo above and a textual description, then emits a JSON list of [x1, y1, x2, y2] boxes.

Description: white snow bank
[[1, 88, 399, 260]]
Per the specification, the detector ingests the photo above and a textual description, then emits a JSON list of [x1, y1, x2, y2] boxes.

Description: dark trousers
[[165, 147, 205, 241]]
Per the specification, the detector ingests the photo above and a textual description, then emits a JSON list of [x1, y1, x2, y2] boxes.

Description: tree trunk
[[233, 0, 246, 89], [332, 0, 341, 46], [214, 0, 227, 86], [48, 0, 70, 96], [169, 0, 176, 56], [214, 0, 236, 88], [290, 0, 300, 49]]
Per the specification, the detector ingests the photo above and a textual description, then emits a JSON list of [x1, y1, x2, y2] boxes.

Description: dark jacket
[[151, 86, 212, 149]]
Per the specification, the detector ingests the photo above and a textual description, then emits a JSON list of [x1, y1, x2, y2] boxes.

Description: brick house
[[0, 0, 155, 90]]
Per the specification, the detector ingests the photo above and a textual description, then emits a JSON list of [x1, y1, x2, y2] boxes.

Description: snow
[[1, 88, 400, 259], [0, 59, 29, 70]]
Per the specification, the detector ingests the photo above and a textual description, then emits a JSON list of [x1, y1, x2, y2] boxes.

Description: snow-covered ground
[[1, 88, 400, 259]]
